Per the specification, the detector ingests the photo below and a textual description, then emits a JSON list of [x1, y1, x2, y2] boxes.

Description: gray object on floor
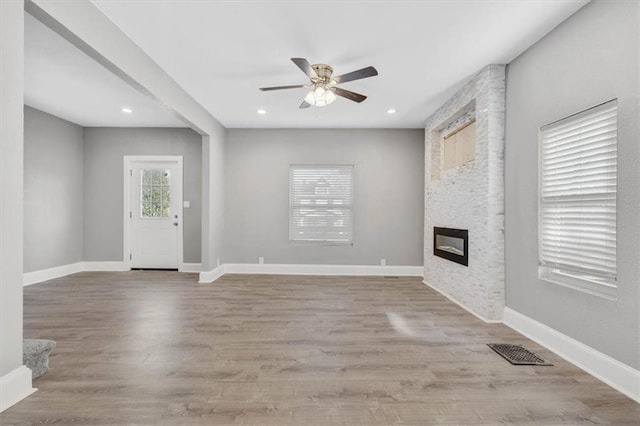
[[23, 339, 56, 379], [487, 343, 553, 366]]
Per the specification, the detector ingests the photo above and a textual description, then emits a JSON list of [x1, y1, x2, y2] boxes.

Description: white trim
[[423, 279, 502, 324], [23, 262, 84, 286], [81, 261, 129, 272], [539, 266, 617, 301], [503, 307, 640, 403], [0, 366, 36, 413], [24, 261, 213, 286], [123, 156, 184, 271], [23, 262, 128, 286], [25, 262, 422, 285], [225, 263, 423, 276], [181, 263, 202, 272], [199, 263, 423, 283], [199, 264, 225, 283], [123, 157, 131, 270]]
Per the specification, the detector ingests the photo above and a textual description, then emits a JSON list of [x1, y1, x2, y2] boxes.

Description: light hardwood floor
[[2, 271, 638, 425]]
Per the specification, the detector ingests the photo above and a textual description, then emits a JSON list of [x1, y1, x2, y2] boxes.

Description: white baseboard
[[180, 263, 202, 273], [225, 263, 423, 276], [26, 262, 423, 285], [423, 279, 502, 324], [23, 262, 84, 286], [0, 366, 36, 413], [22, 260, 217, 285], [503, 307, 640, 403], [199, 264, 225, 283], [81, 261, 128, 272], [23, 261, 128, 286], [199, 263, 423, 283]]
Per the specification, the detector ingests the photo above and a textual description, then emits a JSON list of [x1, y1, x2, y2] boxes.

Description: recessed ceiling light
[[121, 107, 133, 114], [387, 108, 396, 114], [257, 109, 267, 115]]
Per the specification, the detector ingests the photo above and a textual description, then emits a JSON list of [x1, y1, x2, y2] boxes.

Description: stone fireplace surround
[[424, 65, 505, 322]]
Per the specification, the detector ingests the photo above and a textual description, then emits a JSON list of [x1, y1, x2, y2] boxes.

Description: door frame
[[123, 155, 184, 271]]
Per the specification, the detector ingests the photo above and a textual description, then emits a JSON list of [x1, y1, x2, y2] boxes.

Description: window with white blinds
[[289, 165, 353, 243], [539, 100, 617, 295]]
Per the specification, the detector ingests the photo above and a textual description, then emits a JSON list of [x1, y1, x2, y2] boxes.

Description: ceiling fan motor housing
[[311, 64, 334, 85]]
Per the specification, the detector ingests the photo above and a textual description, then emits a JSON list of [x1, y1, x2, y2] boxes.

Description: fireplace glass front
[[433, 227, 468, 266]]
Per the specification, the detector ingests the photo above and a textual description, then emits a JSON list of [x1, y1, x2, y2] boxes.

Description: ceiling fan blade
[[291, 58, 318, 79], [333, 66, 378, 84], [333, 87, 367, 103], [299, 100, 312, 109], [259, 84, 306, 91]]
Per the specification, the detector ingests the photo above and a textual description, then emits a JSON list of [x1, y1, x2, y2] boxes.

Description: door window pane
[[140, 169, 171, 218]]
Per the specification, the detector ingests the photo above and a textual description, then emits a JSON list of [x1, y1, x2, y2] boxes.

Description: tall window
[[289, 165, 353, 243], [539, 100, 617, 297]]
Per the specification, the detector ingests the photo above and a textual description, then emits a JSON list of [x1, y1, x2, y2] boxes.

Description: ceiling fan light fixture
[[304, 90, 316, 105], [304, 85, 337, 107], [325, 89, 337, 104], [262, 58, 376, 108]]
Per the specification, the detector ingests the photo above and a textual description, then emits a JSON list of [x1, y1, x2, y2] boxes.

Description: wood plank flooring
[[2, 271, 638, 425]]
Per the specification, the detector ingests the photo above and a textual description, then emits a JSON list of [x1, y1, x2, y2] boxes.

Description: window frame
[[537, 99, 618, 300], [289, 164, 354, 245]]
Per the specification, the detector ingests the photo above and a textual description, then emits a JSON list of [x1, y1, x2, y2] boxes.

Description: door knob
[[173, 222, 178, 227]]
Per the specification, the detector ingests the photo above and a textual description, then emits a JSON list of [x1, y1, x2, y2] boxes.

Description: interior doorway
[[124, 156, 183, 269]]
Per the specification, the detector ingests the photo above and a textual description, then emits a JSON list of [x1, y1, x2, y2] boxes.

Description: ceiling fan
[[259, 58, 378, 109]]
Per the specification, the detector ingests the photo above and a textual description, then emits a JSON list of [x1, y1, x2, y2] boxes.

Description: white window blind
[[539, 100, 617, 289], [289, 165, 353, 243]]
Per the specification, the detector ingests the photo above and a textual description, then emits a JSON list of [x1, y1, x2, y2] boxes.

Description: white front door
[[128, 158, 183, 269]]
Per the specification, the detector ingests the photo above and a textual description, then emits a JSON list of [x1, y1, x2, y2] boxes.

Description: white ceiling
[[91, 0, 588, 129], [24, 13, 187, 127]]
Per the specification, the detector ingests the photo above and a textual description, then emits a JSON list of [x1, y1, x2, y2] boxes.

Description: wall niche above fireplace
[[434, 227, 468, 266], [431, 102, 477, 182]]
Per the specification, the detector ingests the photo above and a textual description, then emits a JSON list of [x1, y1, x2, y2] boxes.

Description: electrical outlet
[[216, 257, 220, 267], [258, 257, 264, 264], [380, 258, 386, 266]]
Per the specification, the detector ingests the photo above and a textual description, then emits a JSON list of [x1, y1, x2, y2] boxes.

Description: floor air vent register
[[487, 343, 553, 366]]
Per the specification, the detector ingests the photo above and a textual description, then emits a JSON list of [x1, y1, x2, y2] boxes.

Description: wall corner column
[[1, 0, 36, 412]]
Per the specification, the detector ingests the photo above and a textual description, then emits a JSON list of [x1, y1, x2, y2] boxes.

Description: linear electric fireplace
[[433, 227, 468, 266]]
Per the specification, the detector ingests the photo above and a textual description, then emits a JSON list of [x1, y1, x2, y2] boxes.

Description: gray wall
[[225, 129, 424, 266], [505, 0, 639, 368], [24, 106, 84, 272], [83, 128, 202, 263]]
